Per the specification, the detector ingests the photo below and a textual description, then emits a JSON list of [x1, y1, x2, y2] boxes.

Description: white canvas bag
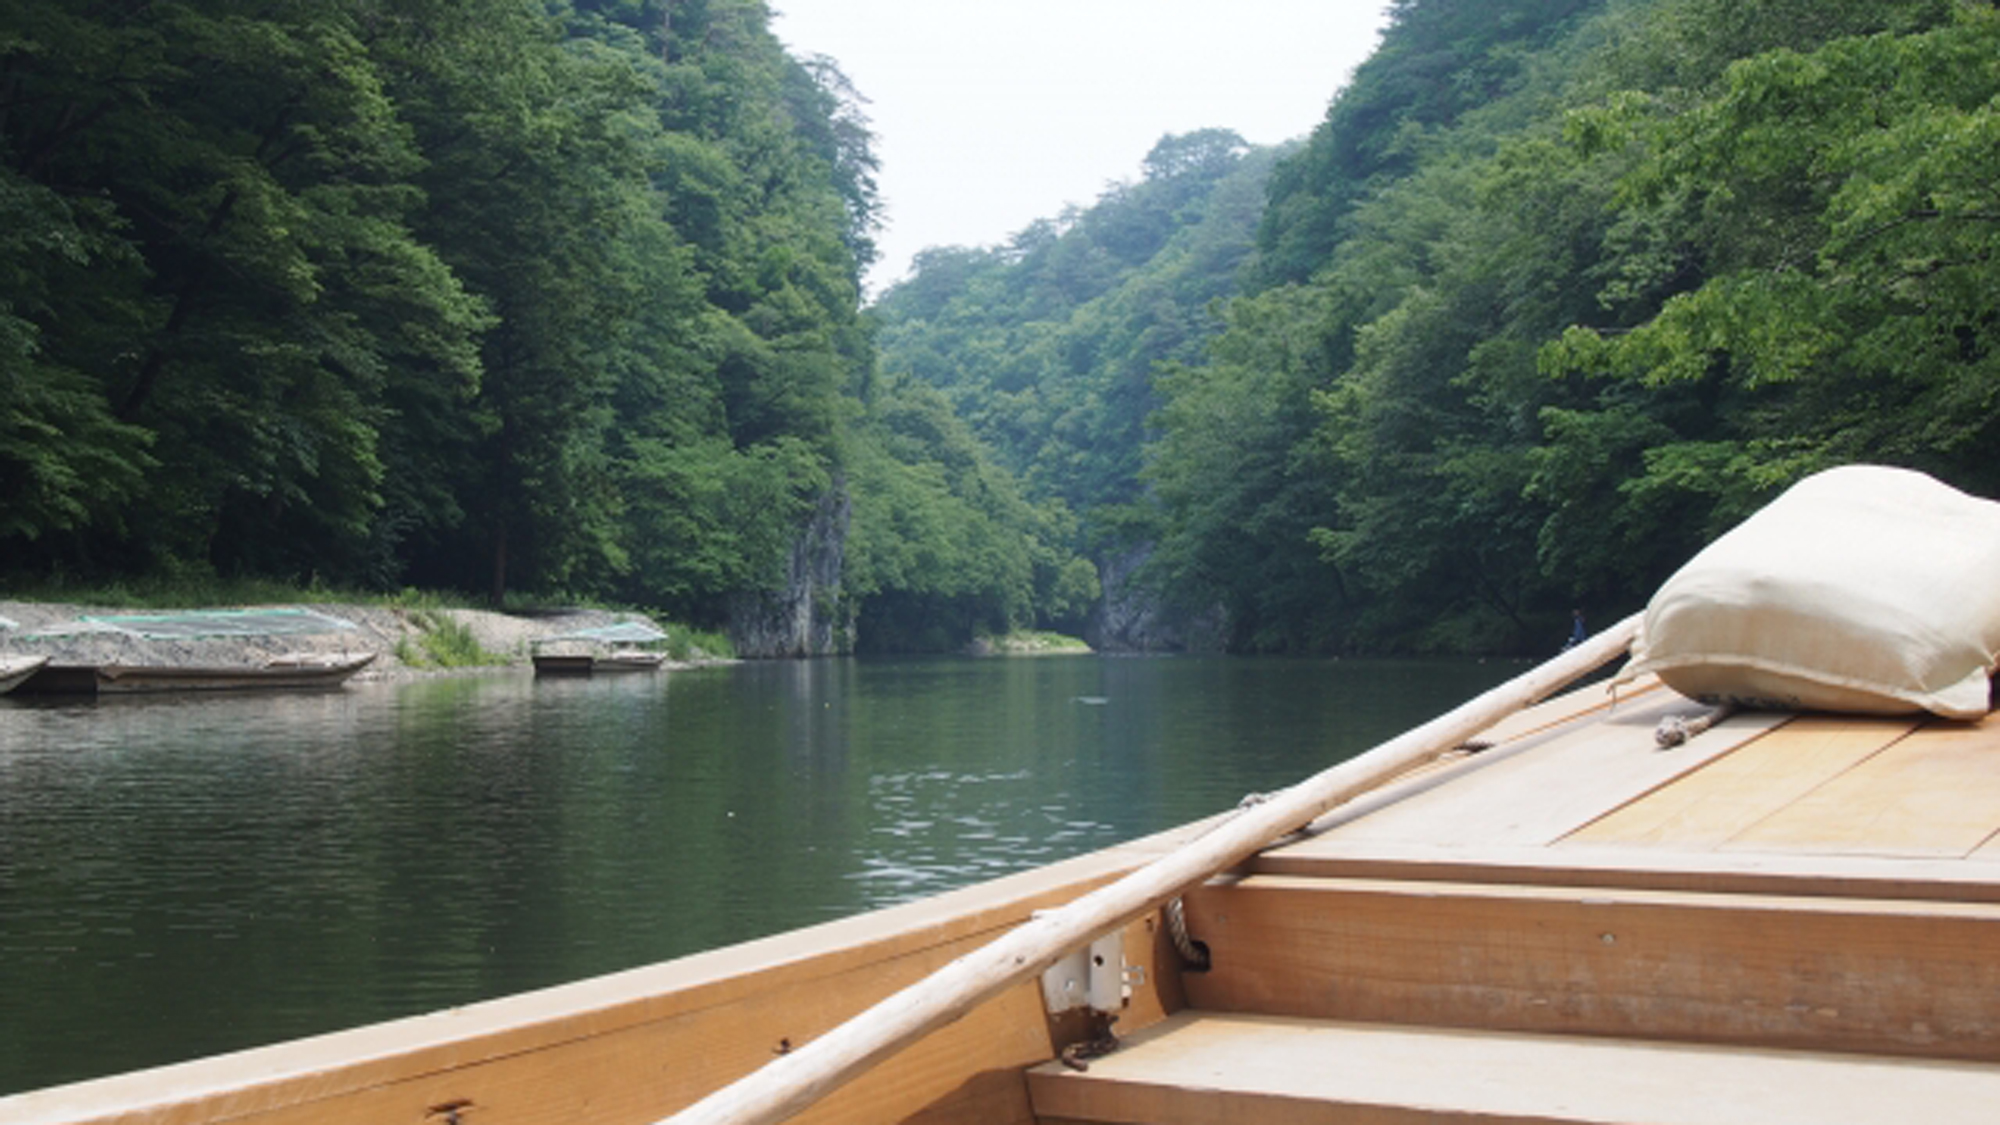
[[1616, 465, 2000, 719]]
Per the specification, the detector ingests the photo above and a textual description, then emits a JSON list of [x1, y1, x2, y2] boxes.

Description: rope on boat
[[1161, 790, 1286, 971], [1655, 702, 1739, 747], [1163, 896, 1210, 971]]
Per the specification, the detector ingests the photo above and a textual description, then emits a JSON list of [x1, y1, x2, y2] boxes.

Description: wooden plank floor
[[1723, 715, 2000, 858], [1301, 692, 1789, 848], [1271, 684, 2000, 866], [1247, 678, 2000, 995], [1568, 715, 1915, 848]]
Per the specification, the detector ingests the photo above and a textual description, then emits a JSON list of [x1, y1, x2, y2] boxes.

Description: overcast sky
[[767, 1, 1393, 296]]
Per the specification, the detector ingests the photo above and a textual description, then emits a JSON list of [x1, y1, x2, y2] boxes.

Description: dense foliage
[[0, 0, 844, 611], [878, 0, 1996, 655], [0, 0, 1098, 646], [872, 128, 1276, 523], [843, 377, 1098, 651], [1156, 0, 1985, 653], [13, 0, 1994, 655]]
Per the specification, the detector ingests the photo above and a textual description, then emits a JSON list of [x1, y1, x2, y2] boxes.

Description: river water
[[0, 654, 1517, 1095]]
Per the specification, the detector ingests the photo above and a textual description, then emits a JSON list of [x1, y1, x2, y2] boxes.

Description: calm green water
[[0, 654, 1517, 1095]]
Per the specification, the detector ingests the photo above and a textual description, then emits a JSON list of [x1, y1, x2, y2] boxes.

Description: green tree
[[1537, 3, 1999, 573], [845, 378, 1096, 651], [0, 0, 489, 581]]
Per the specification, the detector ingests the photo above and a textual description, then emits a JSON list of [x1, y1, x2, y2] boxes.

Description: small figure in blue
[[1562, 608, 1586, 651]]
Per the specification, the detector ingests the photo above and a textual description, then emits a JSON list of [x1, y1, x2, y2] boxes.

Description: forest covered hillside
[[875, 0, 1999, 654], [0, 0, 1094, 652], [5, 0, 1995, 656], [0, 0, 874, 640]]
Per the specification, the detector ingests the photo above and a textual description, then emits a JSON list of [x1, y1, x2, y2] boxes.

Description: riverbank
[[967, 630, 1093, 656], [0, 600, 730, 683]]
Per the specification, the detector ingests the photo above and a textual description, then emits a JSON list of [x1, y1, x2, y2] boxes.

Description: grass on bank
[[977, 630, 1092, 656], [651, 623, 733, 661], [391, 604, 506, 669]]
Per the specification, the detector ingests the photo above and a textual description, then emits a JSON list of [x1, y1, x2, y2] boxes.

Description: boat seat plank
[[1312, 693, 1789, 848], [1026, 1012, 2000, 1125], [1565, 715, 1918, 849], [1724, 715, 2000, 858], [1178, 874, 2000, 1060]]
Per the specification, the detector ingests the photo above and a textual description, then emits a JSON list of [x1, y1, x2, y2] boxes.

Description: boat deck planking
[[1565, 714, 1917, 849], [1301, 691, 1790, 848], [1035, 689, 2000, 1123], [1028, 1012, 2000, 1125], [1720, 715, 2000, 857]]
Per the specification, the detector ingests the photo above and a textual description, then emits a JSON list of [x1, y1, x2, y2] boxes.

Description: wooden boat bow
[[660, 614, 1644, 1125]]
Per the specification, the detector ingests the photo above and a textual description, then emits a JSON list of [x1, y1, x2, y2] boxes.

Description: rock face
[[726, 483, 854, 658], [1086, 543, 1227, 653]]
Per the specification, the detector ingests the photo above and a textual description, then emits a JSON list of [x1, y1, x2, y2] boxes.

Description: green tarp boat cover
[[539, 621, 667, 645], [21, 607, 359, 640]]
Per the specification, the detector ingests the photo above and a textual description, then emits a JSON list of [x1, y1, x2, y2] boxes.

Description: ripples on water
[[0, 654, 1515, 1094]]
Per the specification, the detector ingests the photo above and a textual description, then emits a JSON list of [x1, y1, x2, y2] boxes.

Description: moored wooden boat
[[0, 653, 48, 694], [9, 622, 2000, 1124], [13, 652, 376, 696], [531, 649, 667, 675], [531, 620, 671, 676]]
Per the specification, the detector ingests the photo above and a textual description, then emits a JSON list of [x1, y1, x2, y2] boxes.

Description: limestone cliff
[[726, 482, 854, 657], [1086, 543, 1226, 653]]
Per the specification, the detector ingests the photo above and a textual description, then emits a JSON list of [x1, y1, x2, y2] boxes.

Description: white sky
[[768, 1, 1393, 296]]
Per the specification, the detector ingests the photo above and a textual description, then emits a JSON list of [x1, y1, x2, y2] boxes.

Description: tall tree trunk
[[490, 521, 508, 608]]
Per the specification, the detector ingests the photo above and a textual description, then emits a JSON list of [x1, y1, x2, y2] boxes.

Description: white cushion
[[1617, 465, 2000, 719]]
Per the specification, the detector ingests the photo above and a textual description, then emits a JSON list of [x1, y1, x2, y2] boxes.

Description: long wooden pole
[[661, 614, 1642, 1125]]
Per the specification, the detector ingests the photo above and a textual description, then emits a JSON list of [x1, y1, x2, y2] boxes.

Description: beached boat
[[5, 609, 379, 696], [0, 653, 48, 694], [531, 649, 667, 675], [532, 620, 671, 675], [5, 467, 1998, 1123], [16, 652, 377, 696]]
